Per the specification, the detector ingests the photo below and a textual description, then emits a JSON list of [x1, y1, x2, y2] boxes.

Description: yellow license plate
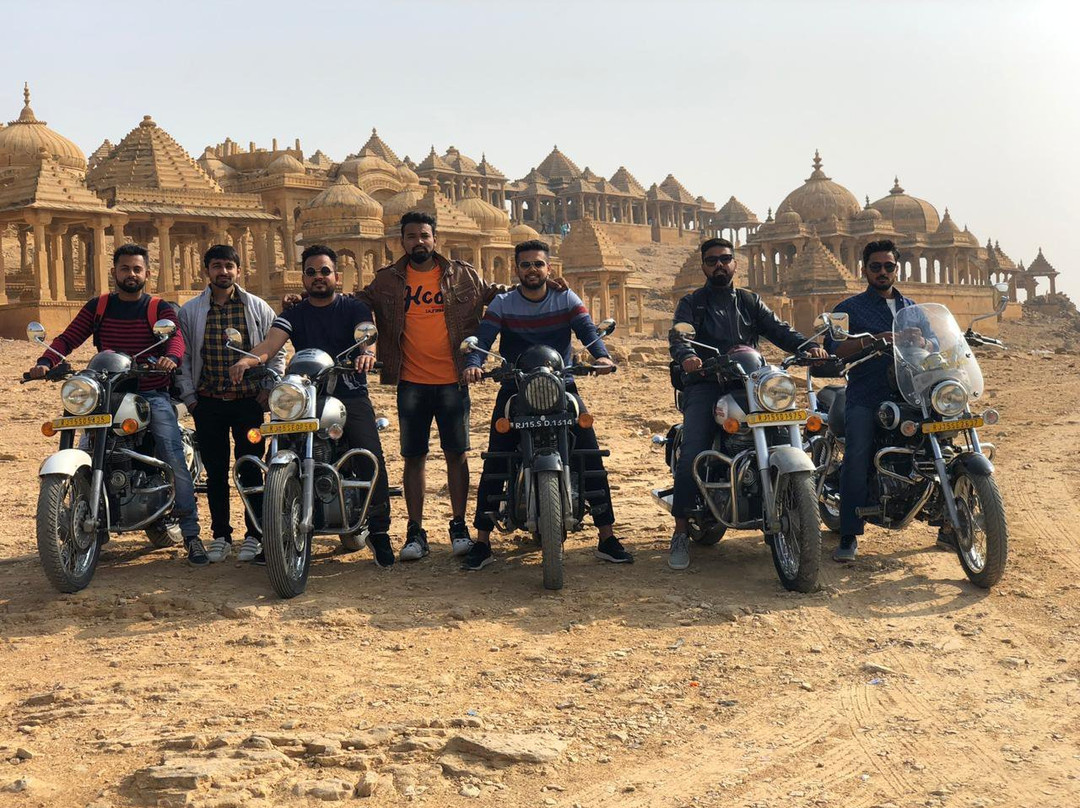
[[746, 409, 808, 426], [51, 414, 112, 430], [922, 417, 983, 434], [260, 419, 319, 436]]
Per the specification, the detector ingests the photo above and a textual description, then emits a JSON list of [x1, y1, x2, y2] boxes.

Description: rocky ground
[[1, 316, 1078, 808]]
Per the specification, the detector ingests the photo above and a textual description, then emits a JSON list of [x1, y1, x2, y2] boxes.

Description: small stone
[[810, 645, 824, 654], [292, 778, 353, 801], [355, 771, 382, 798], [448, 607, 469, 621], [459, 784, 482, 798], [862, 662, 896, 676], [545, 799, 557, 806], [1000, 656, 1028, 669], [305, 738, 343, 755], [15, 748, 34, 760], [799, 682, 814, 692]]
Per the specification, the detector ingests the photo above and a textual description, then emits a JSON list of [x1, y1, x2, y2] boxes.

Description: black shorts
[[397, 381, 471, 458]]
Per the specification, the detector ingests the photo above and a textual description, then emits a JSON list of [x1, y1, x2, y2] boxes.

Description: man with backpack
[[26, 244, 206, 565], [666, 238, 826, 570]]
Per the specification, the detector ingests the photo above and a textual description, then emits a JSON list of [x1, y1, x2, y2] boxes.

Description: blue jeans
[[838, 403, 876, 537], [672, 382, 722, 519], [145, 391, 199, 539]]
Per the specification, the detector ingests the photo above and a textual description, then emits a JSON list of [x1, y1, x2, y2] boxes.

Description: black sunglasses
[[518, 260, 547, 270], [868, 261, 898, 273], [304, 266, 334, 277], [703, 255, 735, 267]]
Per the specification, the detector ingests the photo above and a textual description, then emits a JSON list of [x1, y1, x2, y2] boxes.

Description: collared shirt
[[826, 286, 918, 407], [199, 289, 258, 398]]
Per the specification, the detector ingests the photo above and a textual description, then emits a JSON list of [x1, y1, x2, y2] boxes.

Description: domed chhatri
[[870, 176, 940, 235], [264, 152, 306, 175], [775, 151, 860, 225], [0, 83, 87, 170], [306, 175, 382, 219], [456, 183, 510, 232]]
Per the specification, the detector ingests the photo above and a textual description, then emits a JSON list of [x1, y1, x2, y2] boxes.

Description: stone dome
[[0, 85, 86, 170], [456, 187, 509, 231], [381, 185, 425, 227], [265, 153, 306, 175], [306, 176, 382, 219], [396, 162, 420, 186], [776, 151, 860, 225], [776, 209, 803, 226], [870, 177, 940, 235], [856, 196, 883, 221], [340, 147, 397, 177], [510, 222, 541, 245]]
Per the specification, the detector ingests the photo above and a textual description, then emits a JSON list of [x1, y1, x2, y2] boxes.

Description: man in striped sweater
[[461, 239, 633, 570], [27, 244, 206, 565]]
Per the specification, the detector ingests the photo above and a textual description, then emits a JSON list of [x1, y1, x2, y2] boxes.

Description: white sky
[[4, 0, 1076, 300]]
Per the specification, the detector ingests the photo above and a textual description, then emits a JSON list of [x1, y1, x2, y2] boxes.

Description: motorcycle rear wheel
[[37, 472, 100, 593], [768, 471, 822, 593], [263, 465, 311, 599], [537, 470, 565, 591], [953, 472, 1008, 589]]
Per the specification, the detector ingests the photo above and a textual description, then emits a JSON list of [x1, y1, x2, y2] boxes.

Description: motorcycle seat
[[827, 387, 847, 438], [816, 384, 845, 414]]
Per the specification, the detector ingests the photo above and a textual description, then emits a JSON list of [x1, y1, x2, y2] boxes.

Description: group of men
[[29, 206, 912, 574]]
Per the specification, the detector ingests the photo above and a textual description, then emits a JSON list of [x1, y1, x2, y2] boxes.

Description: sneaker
[[366, 532, 395, 568], [833, 535, 858, 562], [237, 535, 262, 562], [668, 532, 690, 570], [185, 537, 209, 567], [595, 536, 634, 564], [449, 518, 474, 556], [399, 522, 430, 561], [936, 526, 958, 551], [462, 540, 495, 571], [252, 550, 266, 566], [206, 537, 232, 563]]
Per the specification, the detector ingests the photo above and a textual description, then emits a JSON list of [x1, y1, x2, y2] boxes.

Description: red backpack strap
[[147, 296, 161, 329], [91, 294, 110, 350]]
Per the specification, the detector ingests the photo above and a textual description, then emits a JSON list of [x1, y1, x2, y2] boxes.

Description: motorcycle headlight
[[756, 372, 797, 413], [521, 369, 564, 414], [60, 377, 101, 416], [269, 381, 308, 421], [930, 380, 968, 417]]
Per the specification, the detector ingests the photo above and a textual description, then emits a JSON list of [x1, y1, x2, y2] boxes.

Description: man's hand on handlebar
[[355, 351, 378, 373], [153, 356, 177, 372], [681, 356, 703, 373], [26, 363, 47, 380], [806, 346, 828, 359], [592, 357, 616, 375], [462, 367, 482, 385], [229, 356, 258, 384]]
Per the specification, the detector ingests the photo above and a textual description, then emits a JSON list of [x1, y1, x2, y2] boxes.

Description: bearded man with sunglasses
[[666, 238, 826, 570]]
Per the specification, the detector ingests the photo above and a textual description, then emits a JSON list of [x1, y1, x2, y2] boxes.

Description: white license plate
[[512, 415, 576, 429], [746, 409, 808, 426], [260, 419, 319, 435], [52, 414, 112, 429]]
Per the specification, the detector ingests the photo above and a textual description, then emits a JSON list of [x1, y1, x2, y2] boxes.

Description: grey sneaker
[[668, 532, 690, 570], [206, 537, 231, 563], [237, 535, 262, 562]]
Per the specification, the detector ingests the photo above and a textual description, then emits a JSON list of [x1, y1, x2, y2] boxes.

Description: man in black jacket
[[667, 238, 827, 570]]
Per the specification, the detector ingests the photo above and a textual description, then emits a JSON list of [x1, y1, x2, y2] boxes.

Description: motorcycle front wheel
[[767, 471, 822, 593], [263, 465, 311, 599], [536, 470, 566, 591], [952, 472, 1008, 589], [37, 472, 100, 593]]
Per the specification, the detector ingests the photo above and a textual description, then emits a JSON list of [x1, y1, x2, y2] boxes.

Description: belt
[[198, 391, 254, 401]]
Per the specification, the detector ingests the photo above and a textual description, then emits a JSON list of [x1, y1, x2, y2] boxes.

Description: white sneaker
[[449, 519, 474, 557], [207, 537, 232, 563], [237, 535, 262, 562]]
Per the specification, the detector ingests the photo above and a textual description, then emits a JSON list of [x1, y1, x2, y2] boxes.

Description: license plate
[[922, 416, 983, 434], [51, 414, 112, 430], [511, 414, 577, 430], [260, 419, 319, 435], [746, 409, 808, 426]]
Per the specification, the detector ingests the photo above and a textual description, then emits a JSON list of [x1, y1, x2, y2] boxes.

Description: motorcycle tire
[[768, 471, 822, 593], [37, 472, 100, 593], [145, 519, 181, 549], [263, 464, 311, 599], [537, 470, 565, 591], [952, 471, 1008, 589]]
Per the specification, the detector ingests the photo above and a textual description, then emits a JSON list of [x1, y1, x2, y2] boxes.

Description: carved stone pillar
[[155, 217, 175, 294]]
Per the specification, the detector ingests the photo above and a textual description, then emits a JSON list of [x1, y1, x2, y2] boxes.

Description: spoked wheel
[[767, 471, 822, 593], [952, 472, 1008, 588], [536, 470, 565, 591], [811, 439, 842, 532], [37, 472, 100, 593], [263, 465, 311, 599]]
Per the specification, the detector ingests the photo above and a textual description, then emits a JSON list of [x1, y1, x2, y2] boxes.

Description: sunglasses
[[703, 255, 735, 267], [304, 266, 334, 277], [868, 261, 898, 273], [518, 260, 547, 270]]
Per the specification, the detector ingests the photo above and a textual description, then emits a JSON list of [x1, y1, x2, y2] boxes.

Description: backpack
[[668, 286, 757, 391], [91, 293, 163, 350]]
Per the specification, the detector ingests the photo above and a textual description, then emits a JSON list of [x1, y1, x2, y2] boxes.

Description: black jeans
[[672, 382, 722, 519], [192, 395, 265, 540], [473, 384, 614, 533], [342, 394, 391, 535]]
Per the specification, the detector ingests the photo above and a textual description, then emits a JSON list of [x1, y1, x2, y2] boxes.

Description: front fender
[[39, 448, 92, 478], [952, 451, 995, 477], [768, 445, 815, 476], [531, 452, 564, 473], [268, 449, 301, 470]]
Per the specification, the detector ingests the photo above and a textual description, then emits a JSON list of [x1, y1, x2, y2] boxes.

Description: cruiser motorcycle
[[24, 320, 201, 593], [230, 324, 383, 599], [813, 285, 1010, 588], [652, 325, 823, 592], [459, 319, 616, 591]]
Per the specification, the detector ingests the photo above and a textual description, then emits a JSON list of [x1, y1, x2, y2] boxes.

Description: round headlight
[[930, 380, 968, 417], [269, 381, 308, 421], [522, 370, 564, 414], [757, 372, 797, 412], [60, 377, 101, 416]]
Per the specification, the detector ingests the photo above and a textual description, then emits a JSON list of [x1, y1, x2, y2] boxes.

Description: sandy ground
[[0, 319, 1078, 808]]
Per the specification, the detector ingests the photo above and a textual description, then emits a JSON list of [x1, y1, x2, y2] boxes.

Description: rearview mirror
[[459, 336, 479, 354], [152, 320, 176, 338], [595, 318, 616, 337], [26, 321, 46, 344], [224, 327, 243, 348], [672, 322, 696, 340], [993, 282, 1009, 294], [375, 417, 390, 432], [828, 312, 849, 340], [354, 322, 378, 346]]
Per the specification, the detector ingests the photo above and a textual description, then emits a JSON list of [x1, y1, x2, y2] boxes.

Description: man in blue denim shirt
[[826, 239, 933, 561]]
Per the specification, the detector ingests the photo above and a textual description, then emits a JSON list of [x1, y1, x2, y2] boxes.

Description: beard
[[211, 275, 235, 290], [520, 273, 545, 290], [707, 272, 732, 289], [117, 277, 145, 293], [410, 246, 432, 265], [307, 282, 334, 299]]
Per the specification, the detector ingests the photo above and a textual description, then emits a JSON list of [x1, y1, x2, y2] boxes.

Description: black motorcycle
[[459, 319, 616, 591]]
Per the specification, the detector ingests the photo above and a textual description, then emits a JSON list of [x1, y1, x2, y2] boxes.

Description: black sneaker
[[252, 550, 266, 566], [936, 526, 958, 551], [832, 535, 858, 563], [449, 518, 473, 557], [595, 536, 634, 564], [462, 541, 495, 571], [185, 537, 210, 567], [366, 532, 395, 568], [399, 522, 429, 561]]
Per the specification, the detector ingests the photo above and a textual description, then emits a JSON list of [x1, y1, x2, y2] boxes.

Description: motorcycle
[[459, 319, 617, 591], [651, 326, 823, 592], [24, 319, 201, 593], [813, 284, 1010, 588], [230, 323, 383, 599]]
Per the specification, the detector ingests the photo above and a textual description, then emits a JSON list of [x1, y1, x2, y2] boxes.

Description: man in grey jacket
[[178, 245, 285, 563]]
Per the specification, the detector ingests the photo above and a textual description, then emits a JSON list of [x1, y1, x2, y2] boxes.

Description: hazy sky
[[4, 0, 1076, 300]]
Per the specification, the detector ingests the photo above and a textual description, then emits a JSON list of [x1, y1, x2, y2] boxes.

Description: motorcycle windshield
[[892, 303, 983, 407]]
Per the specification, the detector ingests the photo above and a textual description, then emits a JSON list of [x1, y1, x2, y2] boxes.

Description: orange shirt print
[[400, 264, 458, 385]]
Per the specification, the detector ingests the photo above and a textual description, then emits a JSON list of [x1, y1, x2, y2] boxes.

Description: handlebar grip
[[372, 361, 384, 370]]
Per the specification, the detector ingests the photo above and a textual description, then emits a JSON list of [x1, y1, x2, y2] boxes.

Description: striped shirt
[[38, 294, 184, 393], [465, 288, 609, 374]]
